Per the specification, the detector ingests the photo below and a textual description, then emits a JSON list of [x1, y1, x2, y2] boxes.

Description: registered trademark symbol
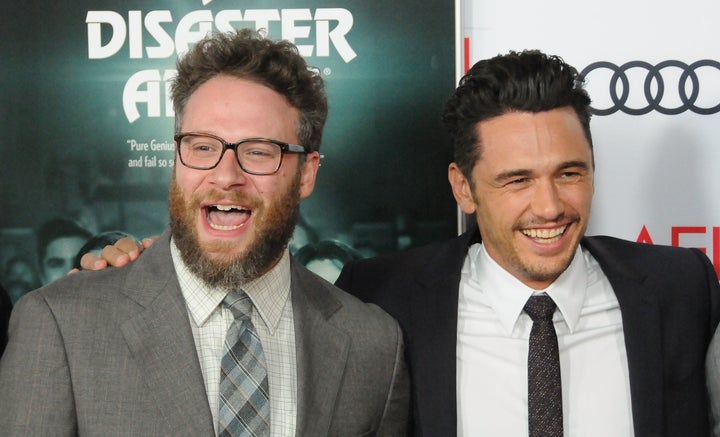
[[323, 67, 332, 76]]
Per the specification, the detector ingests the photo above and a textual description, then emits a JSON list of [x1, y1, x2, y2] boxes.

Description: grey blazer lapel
[[119, 232, 215, 436], [291, 259, 351, 436], [582, 237, 662, 437]]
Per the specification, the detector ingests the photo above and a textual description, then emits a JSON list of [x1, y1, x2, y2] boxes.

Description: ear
[[448, 162, 477, 214], [299, 151, 320, 199]]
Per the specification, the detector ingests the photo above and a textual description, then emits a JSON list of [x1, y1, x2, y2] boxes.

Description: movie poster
[[0, 0, 457, 301]]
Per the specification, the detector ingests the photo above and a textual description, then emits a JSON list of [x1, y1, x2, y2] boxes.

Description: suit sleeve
[[0, 284, 11, 356], [376, 319, 411, 437], [702, 247, 720, 436], [335, 260, 355, 292], [0, 292, 77, 436], [708, 328, 720, 437]]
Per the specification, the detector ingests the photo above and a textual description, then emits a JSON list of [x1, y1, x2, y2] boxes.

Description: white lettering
[[87, 8, 356, 62], [122, 69, 177, 123], [86, 11, 126, 59], [282, 9, 313, 56], [175, 10, 214, 56], [243, 9, 280, 32], [215, 9, 243, 33], [127, 139, 148, 151], [145, 10, 175, 58], [315, 8, 356, 62], [150, 139, 175, 151], [128, 11, 143, 59], [123, 70, 162, 123], [163, 70, 177, 117]]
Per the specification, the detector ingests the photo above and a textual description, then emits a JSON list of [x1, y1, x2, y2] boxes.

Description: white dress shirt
[[171, 241, 297, 437], [457, 243, 635, 436]]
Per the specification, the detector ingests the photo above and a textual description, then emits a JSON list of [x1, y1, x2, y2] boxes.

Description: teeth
[[214, 204, 243, 211], [209, 223, 245, 231], [522, 225, 567, 241], [206, 204, 250, 231]]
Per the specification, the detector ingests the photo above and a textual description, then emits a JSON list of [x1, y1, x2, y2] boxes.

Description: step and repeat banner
[[461, 0, 720, 277], [0, 0, 456, 301]]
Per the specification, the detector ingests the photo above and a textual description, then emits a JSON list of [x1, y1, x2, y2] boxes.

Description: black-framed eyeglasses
[[175, 132, 308, 175]]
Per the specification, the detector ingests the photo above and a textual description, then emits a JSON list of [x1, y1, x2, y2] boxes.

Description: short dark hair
[[442, 50, 593, 182], [172, 29, 328, 153]]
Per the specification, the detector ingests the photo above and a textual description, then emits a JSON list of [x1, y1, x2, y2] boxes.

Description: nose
[[531, 179, 565, 221], [207, 149, 247, 188]]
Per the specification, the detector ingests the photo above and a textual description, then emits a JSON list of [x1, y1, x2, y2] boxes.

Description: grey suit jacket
[[0, 232, 409, 436]]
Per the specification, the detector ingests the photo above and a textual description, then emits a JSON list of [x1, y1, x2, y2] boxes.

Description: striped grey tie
[[524, 294, 563, 437], [218, 291, 270, 437]]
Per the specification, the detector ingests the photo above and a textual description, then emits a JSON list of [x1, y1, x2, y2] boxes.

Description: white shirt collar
[[469, 243, 587, 335], [171, 239, 292, 334]]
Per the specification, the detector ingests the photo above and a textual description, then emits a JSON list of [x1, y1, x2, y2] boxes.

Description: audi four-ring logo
[[580, 60, 720, 115]]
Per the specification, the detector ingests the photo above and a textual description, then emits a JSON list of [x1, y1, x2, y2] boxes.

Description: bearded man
[[0, 29, 409, 437]]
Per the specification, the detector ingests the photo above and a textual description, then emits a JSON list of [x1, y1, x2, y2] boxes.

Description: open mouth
[[204, 204, 252, 231], [521, 224, 568, 244]]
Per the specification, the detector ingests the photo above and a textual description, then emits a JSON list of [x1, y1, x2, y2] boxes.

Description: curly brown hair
[[172, 29, 328, 153]]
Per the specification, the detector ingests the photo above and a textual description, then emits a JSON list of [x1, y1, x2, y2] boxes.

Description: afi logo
[[638, 225, 720, 277]]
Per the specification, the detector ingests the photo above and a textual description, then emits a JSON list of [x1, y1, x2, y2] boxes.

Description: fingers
[[113, 237, 143, 261], [76, 236, 154, 271], [78, 237, 142, 271], [79, 252, 110, 270], [141, 235, 159, 250]]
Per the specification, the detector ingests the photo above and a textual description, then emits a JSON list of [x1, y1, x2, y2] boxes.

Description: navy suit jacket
[[337, 228, 720, 437]]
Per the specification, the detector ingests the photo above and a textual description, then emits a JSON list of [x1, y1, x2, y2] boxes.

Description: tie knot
[[223, 291, 252, 320], [524, 295, 557, 322]]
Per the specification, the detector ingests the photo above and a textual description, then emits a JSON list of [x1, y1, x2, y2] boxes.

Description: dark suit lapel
[[409, 229, 480, 437], [582, 237, 662, 437], [291, 260, 350, 436], [119, 233, 214, 436]]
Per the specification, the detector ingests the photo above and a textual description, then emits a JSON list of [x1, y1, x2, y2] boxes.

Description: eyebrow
[[558, 160, 591, 171], [494, 160, 591, 182], [495, 168, 533, 182]]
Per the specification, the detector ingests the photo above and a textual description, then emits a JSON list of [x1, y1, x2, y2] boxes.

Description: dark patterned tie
[[524, 294, 563, 437], [218, 291, 270, 437]]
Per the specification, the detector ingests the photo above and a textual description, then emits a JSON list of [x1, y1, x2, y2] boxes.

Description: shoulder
[[338, 231, 469, 287], [584, 235, 720, 323], [22, 265, 130, 307], [8, 271, 128, 345], [13, 239, 175, 332], [291, 259, 400, 335], [31, 231, 174, 307], [583, 235, 714, 272]]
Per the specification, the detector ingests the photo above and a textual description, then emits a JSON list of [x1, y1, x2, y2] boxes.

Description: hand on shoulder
[[71, 236, 158, 272]]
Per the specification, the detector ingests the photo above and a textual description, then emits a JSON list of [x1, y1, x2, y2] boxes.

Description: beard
[[168, 172, 301, 290]]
